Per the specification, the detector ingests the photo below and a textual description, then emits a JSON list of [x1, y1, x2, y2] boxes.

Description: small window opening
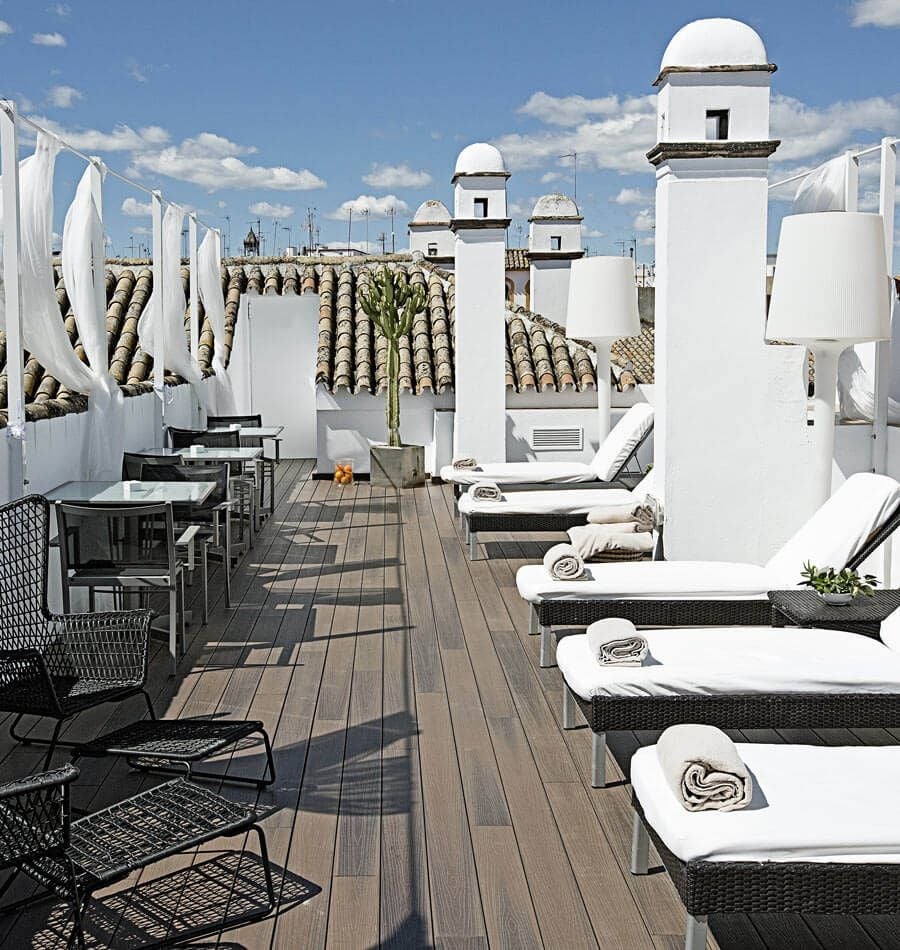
[[473, 197, 489, 218], [705, 109, 730, 140], [427, 242, 438, 256], [550, 235, 562, 251]]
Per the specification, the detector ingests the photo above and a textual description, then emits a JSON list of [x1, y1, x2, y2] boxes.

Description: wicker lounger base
[[563, 688, 900, 788], [465, 511, 592, 559], [630, 798, 900, 950], [530, 598, 775, 668]]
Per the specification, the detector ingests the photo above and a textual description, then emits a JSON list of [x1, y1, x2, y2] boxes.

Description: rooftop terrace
[[4, 461, 900, 948]]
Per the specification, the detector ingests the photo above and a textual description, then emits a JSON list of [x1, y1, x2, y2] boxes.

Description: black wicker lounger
[[527, 501, 900, 667], [0, 764, 274, 947]]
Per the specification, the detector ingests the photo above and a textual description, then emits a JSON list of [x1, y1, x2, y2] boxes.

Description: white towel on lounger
[[586, 618, 649, 666], [656, 724, 753, 812], [587, 503, 654, 529], [543, 543, 586, 580], [453, 456, 477, 470], [470, 481, 502, 501], [567, 523, 654, 561]]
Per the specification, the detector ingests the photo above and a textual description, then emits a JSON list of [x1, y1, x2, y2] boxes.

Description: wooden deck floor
[[4, 461, 900, 948]]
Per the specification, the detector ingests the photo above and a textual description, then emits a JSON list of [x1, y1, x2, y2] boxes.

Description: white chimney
[[527, 193, 583, 325]]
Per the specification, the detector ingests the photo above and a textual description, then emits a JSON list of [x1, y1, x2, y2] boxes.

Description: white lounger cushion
[[459, 487, 637, 517], [439, 461, 594, 486], [632, 743, 900, 863], [516, 560, 774, 604], [557, 625, 900, 701], [765, 472, 900, 582], [589, 402, 654, 480]]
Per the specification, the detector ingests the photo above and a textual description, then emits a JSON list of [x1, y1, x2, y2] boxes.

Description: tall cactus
[[359, 267, 427, 448]]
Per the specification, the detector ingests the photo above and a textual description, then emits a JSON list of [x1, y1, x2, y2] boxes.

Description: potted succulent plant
[[800, 561, 879, 604], [359, 267, 427, 489]]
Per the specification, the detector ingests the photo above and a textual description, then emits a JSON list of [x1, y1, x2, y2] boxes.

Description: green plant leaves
[[800, 561, 879, 598]]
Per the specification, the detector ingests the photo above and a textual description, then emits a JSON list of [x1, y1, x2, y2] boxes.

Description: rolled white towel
[[453, 456, 477, 470], [543, 543, 586, 581], [469, 481, 502, 502], [656, 724, 753, 813], [587, 503, 654, 530], [586, 618, 648, 666], [567, 524, 654, 561]]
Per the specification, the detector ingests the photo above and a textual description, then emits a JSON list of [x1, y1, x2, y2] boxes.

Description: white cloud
[[518, 91, 644, 127], [328, 194, 409, 219], [121, 197, 152, 217], [508, 197, 539, 218], [611, 187, 650, 205], [0, 20, 13, 35], [49, 3, 71, 15], [363, 163, 432, 189], [638, 235, 655, 247], [583, 228, 605, 238], [540, 171, 563, 184], [127, 58, 150, 83], [32, 31, 66, 46], [27, 115, 170, 151], [632, 208, 655, 232], [249, 201, 294, 218], [46, 84, 82, 108], [127, 133, 325, 191], [851, 0, 900, 26]]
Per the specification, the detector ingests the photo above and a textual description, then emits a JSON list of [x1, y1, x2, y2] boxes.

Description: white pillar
[[594, 341, 612, 443], [0, 101, 25, 498], [873, 138, 897, 475], [188, 213, 201, 426], [151, 190, 166, 440]]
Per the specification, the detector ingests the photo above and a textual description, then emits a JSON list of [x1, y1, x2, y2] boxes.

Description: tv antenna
[[559, 151, 577, 200]]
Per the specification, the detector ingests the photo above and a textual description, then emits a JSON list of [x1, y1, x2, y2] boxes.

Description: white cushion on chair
[[765, 472, 900, 583], [440, 462, 594, 486], [588, 403, 654, 480], [557, 625, 900, 701], [515, 560, 774, 604], [632, 743, 900, 863], [459, 487, 637, 516]]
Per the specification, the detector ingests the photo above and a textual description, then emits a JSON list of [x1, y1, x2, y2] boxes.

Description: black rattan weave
[[538, 596, 774, 629], [0, 495, 153, 767], [769, 589, 900, 639], [469, 511, 591, 534], [634, 799, 900, 917]]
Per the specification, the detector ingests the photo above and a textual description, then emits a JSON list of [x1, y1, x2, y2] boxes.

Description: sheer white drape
[[62, 164, 124, 478], [20, 132, 94, 393], [138, 203, 208, 408], [838, 347, 900, 425], [198, 229, 236, 415], [792, 155, 850, 213]]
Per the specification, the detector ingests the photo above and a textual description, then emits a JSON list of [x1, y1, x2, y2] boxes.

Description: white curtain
[[792, 155, 850, 214], [19, 132, 94, 393], [838, 347, 900, 425], [198, 229, 236, 415], [62, 164, 125, 478], [138, 202, 208, 408]]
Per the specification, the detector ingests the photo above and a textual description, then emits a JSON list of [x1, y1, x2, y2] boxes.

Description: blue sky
[[1, 0, 898, 264]]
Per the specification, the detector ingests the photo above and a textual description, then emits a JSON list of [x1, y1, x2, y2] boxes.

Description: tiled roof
[[505, 248, 529, 271], [0, 254, 653, 427]]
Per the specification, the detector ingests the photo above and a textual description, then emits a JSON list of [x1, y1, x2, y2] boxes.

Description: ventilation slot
[[529, 426, 583, 451]]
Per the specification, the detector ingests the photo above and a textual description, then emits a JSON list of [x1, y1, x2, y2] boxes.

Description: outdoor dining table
[[45, 480, 216, 506]]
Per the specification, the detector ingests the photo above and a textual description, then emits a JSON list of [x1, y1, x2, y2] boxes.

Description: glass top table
[[139, 446, 263, 463], [204, 426, 283, 440], [45, 480, 216, 505]]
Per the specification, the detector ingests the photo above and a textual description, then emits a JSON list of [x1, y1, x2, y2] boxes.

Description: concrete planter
[[370, 444, 426, 489]]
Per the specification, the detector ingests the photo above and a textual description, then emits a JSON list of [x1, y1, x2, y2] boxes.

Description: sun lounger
[[440, 402, 653, 492], [517, 472, 900, 665], [459, 469, 656, 560], [558, 618, 900, 786], [630, 742, 900, 949]]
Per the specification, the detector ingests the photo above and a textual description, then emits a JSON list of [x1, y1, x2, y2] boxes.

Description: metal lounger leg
[[630, 812, 649, 875], [591, 731, 607, 788], [528, 607, 538, 636], [169, 586, 178, 675], [685, 914, 708, 950], [539, 625, 554, 668], [562, 685, 578, 729], [468, 529, 479, 561], [201, 543, 209, 625]]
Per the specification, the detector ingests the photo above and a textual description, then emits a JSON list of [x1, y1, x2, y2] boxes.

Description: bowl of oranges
[[333, 459, 354, 486]]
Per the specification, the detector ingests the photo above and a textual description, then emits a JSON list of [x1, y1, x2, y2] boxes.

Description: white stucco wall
[[529, 259, 573, 326], [409, 224, 454, 260], [453, 175, 508, 220], [658, 72, 771, 142]]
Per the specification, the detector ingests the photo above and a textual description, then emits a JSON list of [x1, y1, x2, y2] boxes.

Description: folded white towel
[[453, 456, 477, 470], [470, 481, 502, 502], [656, 724, 753, 813], [586, 618, 648, 666], [543, 543, 586, 580], [567, 524, 655, 560], [587, 503, 654, 529]]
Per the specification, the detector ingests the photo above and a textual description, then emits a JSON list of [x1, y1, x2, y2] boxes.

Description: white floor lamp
[[566, 256, 641, 443], [766, 212, 891, 504]]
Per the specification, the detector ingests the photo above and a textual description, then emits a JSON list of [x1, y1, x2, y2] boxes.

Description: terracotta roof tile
[[505, 248, 529, 271]]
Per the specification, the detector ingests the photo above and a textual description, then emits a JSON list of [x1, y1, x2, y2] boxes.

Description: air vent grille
[[529, 426, 584, 451]]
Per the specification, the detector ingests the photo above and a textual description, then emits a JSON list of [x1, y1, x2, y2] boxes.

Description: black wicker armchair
[[0, 495, 153, 768]]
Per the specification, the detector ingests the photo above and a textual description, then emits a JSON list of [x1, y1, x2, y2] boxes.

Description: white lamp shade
[[566, 256, 641, 340], [767, 212, 890, 344]]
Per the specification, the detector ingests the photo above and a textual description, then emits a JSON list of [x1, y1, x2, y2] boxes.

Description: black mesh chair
[[208, 413, 279, 514], [0, 496, 152, 768], [146, 463, 233, 610], [122, 451, 182, 481], [55, 502, 186, 674]]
